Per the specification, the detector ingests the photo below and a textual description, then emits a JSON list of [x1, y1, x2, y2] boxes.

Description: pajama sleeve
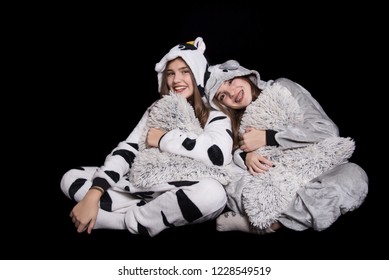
[[273, 78, 339, 149], [90, 107, 151, 191], [159, 110, 233, 167]]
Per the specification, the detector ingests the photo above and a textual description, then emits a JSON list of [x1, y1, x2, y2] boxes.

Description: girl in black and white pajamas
[[61, 37, 233, 237]]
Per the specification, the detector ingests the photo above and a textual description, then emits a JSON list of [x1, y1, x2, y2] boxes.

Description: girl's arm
[[69, 108, 150, 233], [89, 108, 149, 190], [273, 78, 339, 149], [159, 110, 233, 166]]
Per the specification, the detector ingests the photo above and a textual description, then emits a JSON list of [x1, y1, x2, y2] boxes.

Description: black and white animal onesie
[[61, 37, 233, 237]]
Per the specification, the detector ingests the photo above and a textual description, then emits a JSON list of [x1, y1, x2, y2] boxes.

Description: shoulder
[[272, 77, 306, 92], [209, 109, 229, 118], [207, 109, 231, 124], [273, 77, 295, 86]]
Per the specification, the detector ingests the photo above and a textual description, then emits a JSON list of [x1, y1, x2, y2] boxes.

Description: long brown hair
[[212, 76, 261, 150], [159, 58, 210, 128]]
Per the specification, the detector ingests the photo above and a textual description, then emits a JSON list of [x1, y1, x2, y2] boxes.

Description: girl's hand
[[69, 189, 101, 234], [245, 152, 273, 176], [146, 128, 166, 148], [239, 127, 266, 152]]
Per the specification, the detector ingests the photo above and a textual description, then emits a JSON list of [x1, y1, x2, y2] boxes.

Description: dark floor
[[4, 159, 383, 260]]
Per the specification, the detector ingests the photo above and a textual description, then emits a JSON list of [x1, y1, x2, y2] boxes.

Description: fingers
[[260, 157, 273, 168], [249, 163, 269, 175], [70, 212, 76, 224], [70, 211, 91, 233], [248, 156, 275, 175], [248, 165, 267, 175], [75, 219, 90, 233], [87, 220, 95, 234], [77, 223, 89, 233]]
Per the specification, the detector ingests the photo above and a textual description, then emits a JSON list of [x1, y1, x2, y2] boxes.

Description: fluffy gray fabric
[[130, 93, 232, 188], [240, 82, 355, 229]]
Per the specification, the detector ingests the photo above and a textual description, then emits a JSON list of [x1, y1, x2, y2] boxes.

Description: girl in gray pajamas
[[60, 37, 233, 237], [204, 60, 368, 234]]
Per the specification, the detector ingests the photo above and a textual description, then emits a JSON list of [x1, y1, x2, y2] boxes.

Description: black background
[[6, 3, 385, 260]]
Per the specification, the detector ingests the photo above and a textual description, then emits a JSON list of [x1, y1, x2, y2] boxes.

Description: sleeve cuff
[[266, 130, 278, 146], [158, 132, 167, 149], [92, 177, 111, 191], [239, 151, 247, 162]]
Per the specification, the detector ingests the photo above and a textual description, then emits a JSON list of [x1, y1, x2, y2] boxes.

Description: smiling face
[[214, 77, 253, 109], [165, 57, 195, 100]]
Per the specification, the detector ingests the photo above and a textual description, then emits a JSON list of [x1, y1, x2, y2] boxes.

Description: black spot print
[[134, 191, 154, 199], [168, 181, 199, 187], [137, 200, 146, 206], [226, 129, 233, 139], [92, 177, 110, 191], [104, 170, 120, 183], [112, 149, 135, 166], [209, 115, 227, 124], [208, 145, 224, 166], [137, 223, 150, 237], [182, 138, 196, 150], [69, 178, 87, 201], [176, 189, 202, 222], [100, 192, 113, 212], [161, 211, 175, 228], [179, 43, 197, 50], [128, 143, 139, 151]]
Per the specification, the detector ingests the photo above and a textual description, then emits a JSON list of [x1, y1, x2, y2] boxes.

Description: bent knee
[[195, 178, 227, 213], [343, 162, 368, 183], [60, 169, 77, 197], [336, 162, 369, 196]]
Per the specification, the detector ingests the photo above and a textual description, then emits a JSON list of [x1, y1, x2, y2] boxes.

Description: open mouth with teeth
[[173, 86, 187, 94], [235, 90, 244, 103]]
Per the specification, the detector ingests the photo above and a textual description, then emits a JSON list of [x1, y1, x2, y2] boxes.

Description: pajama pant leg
[[60, 167, 142, 230], [223, 168, 247, 214], [61, 168, 227, 236], [124, 178, 227, 237], [278, 162, 369, 231]]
